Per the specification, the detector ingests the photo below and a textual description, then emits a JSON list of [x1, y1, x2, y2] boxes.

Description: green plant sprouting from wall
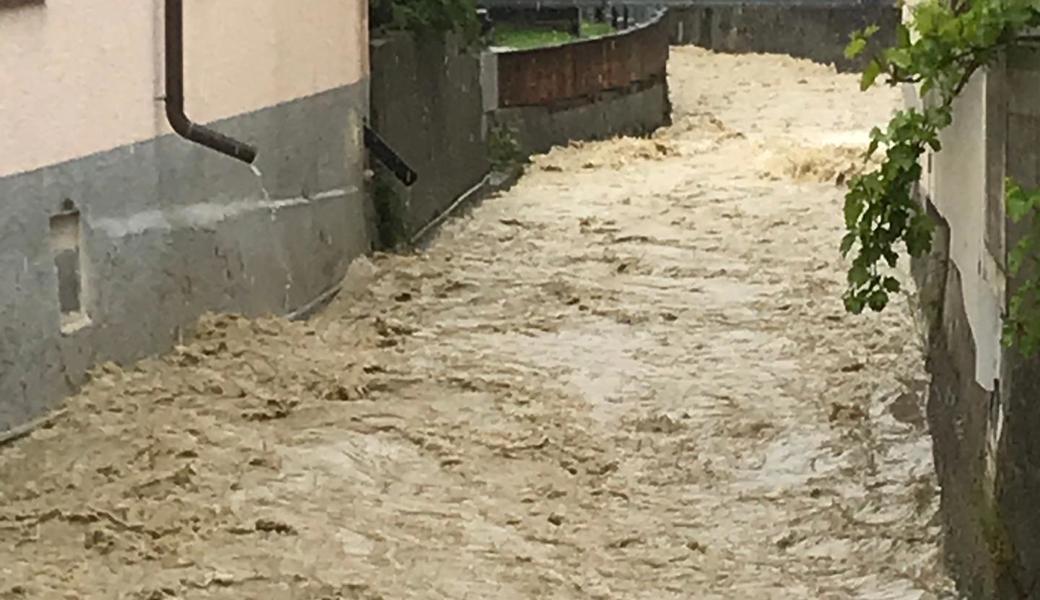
[[843, 0, 1040, 355], [1005, 179, 1040, 355], [488, 123, 526, 172]]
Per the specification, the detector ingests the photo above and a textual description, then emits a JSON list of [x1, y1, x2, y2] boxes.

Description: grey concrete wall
[[911, 206, 1001, 598], [668, 1, 901, 72], [0, 82, 371, 432], [369, 33, 490, 245], [491, 83, 671, 155], [911, 71, 1008, 600]]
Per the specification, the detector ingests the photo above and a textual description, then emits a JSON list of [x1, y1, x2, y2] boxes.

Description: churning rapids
[[0, 47, 953, 599]]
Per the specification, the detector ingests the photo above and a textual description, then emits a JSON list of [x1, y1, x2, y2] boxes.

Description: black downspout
[[164, 0, 258, 164]]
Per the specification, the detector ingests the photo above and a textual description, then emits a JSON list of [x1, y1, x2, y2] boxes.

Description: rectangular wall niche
[[49, 207, 89, 331]]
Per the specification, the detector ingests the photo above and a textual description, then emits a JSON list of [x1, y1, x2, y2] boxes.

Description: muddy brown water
[[0, 48, 953, 599]]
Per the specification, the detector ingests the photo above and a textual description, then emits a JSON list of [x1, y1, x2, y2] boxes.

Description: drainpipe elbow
[[165, 100, 192, 139], [164, 0, 258, 165]]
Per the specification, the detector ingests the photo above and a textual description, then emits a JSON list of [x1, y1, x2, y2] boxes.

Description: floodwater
[[0, 48, 953, 599]]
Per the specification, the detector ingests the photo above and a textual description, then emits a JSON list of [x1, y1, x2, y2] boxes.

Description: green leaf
[[1010, 292, 1023, 318], [861, 60, 883, 91], [868, 289, 890, 311], [885, 47, 912, 69], [1010, 246, 1026, 276], [915, 5, 936, 35], [905, 212, 935, 257], [844, 293, 867, 315], [838, 1, 1040, 353], [849, 263, 871, 286], [1007, 179, 1033, 222], [841, 232, 857, 256], [1009, 236, 1033, 276], [845, 37, 868, 60], [844, 193, 865, 229], [897, 23, 911, 48]]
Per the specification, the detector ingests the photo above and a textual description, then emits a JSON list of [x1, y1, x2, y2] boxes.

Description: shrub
[[370, 0, 479, 41]]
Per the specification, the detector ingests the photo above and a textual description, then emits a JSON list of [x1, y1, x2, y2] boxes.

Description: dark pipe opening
[[164, 0, 258, 164]]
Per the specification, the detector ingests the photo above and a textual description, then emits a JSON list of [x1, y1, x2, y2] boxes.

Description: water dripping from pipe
[[249, 164, 273, 205], [248, 163, 293, 310]]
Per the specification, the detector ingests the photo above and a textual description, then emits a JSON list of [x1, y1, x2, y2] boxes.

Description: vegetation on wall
[[842, 0, 1040, 355], [488, 123, 526, 171], [492, 21, 616, 49], [370, 0, 480, 41]]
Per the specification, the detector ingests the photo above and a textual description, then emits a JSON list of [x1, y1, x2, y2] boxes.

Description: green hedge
[[370, 0, 479, 40]]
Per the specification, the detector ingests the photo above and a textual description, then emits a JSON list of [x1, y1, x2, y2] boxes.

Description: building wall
[[0, 0, 371, 431], [0, 0, 367, 178]]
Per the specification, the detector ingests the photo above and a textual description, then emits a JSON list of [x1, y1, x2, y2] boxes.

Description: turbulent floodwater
[[0, 48, 953, 599]]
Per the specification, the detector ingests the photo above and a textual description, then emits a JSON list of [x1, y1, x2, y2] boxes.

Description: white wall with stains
[[928, 72, 1005, 392], [0, 0, 368, 178]]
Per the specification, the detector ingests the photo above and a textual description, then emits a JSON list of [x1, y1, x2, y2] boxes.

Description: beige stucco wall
[[0, 0, 367, 178]]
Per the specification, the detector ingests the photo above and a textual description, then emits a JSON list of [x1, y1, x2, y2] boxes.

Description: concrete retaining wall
[[369, 33, 490, 246], [485, 10, 672, 155], [912, 41, 1040, 598], [492, 85, 670, 155], [668, 1, 901, 72]]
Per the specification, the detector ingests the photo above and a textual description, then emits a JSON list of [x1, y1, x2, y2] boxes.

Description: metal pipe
[[164, 0, 258, 164], [364, 125, 418, 187]]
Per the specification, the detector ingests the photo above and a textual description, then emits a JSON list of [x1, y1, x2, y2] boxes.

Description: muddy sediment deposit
[[0, 48, 952, 599]]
